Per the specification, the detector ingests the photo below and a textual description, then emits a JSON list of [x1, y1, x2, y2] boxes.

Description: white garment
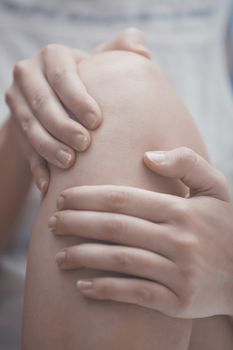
[[0, 1, 232, 349]]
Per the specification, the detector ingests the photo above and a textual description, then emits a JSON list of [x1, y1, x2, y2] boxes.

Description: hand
[[5, 28, 150, 194], [49, 147, 233, 319]]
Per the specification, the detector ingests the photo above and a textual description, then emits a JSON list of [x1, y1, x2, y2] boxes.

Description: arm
[[0, 118, 32, 251], [22, 51, 208, 350]]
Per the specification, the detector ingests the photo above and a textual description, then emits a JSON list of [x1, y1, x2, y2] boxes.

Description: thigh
[[22, 51, 207, 350], [189, 317, 233, 349]]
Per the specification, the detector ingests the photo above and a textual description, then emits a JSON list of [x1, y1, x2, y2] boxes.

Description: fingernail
[[73, 134, 90, 152], [38, 178, 48, 193], [77, 280, 93, 291], [55, 250, 67, 266], [135, 44, 150, 55], [57, 195, 65, 210], [48, 216, 57, 231], [56, 149, 73, 167], [145, 151, 166, 163], [135, 44, 151, 58], [85, 112, 98, 129]]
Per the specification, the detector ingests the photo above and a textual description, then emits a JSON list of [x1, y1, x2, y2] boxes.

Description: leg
[[22, 51, 207, 350]]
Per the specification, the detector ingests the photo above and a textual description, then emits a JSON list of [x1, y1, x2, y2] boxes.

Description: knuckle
[[31, 92, 48, 112], [135, 285, 155, 306], [114, 250, 133, 270], [20, 115, 32, 133], [105, 189, 130, 211], [105, 215, 125, 237], [178, 146, 195, 159], [13, 60, 28, 80], [178, 147, 198, 169], [50, 66, 70, 87], [176, 234, 200, 259], [171, 198, 191, 222]]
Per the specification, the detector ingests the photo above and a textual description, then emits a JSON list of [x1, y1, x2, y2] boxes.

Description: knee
[[78, 50, 163, 105]]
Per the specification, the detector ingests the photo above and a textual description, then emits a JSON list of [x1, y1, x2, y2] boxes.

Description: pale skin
[[52, 150, 233, 320], [4, 30, 233, 349], [5, 28, 150, 193], [19, 49, 232, 349], [0, 118, 31, 251], [22, 50, 196, 350], [0, 28, 147, 243]]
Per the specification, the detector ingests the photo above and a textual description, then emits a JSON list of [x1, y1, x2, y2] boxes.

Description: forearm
[[0, 118, 32, 251], [23, 51, 208, 350]]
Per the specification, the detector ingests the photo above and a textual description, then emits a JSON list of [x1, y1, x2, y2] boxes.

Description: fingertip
[[55, 250, 67, 268], [84, 111, 102, 130], [84, 99, 103, 130], [144, 151, 166, 164], [40, 179, 49, 194], [57, 194, 65, 210], [73, 133, 91, 152], [55, 148, 76, 169], [48, 215, 57, 232], [35, 176, 49, 194], [77, 279, 94, 292]]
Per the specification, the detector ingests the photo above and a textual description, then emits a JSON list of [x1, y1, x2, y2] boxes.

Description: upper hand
[[5, 28, 150, 193], [49, 147, 233, 319]]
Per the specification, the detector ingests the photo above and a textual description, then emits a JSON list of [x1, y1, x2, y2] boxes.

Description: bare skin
[[5, 28, 150, 192], [22, 51, 196, 349], [0, 119, 31, 251], [22, 51, 232, 349]]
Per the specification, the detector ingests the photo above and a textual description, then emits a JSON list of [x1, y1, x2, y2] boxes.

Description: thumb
[[144, 147, 230, 201], [94, 27, 151, 59]]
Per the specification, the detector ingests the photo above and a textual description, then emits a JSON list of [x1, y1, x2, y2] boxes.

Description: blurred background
[[0, 1, 233, 349]]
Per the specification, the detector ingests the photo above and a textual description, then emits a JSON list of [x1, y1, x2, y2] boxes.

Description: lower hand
[[49, 147, 233, 319]]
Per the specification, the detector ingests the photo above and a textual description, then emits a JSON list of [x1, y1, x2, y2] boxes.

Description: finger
[[70, 48, 89, 63], [14, 60, 91, 153], [9, 121, 50, 193], [57, 185, 180, 222], [7, 85, 76, 168], [50, 210, 176, 260], [144, 147, 230, 201], [29, 152, 50, 194], [42, 44, 102, 129], [94, 27, 151, 59], [77, 277, 179, 317], [55, 243, 178, 290]]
